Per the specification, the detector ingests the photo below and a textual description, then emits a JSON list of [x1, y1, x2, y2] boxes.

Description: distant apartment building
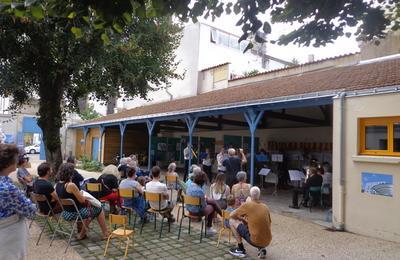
[[92, 22, 291, 115]]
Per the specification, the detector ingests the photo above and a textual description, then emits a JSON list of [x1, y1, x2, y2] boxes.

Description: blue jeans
[[123, 196, 146, 219]]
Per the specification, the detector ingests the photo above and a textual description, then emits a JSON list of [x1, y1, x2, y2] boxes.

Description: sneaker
[[258, 248, 267, 259], [167, 217, 176, 223], [229, 247, 247, 258], [206, 227, 217, 236], [289, 205, 300, 209]]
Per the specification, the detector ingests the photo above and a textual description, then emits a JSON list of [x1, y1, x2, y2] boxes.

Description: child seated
[[224, 195, 236, 228]]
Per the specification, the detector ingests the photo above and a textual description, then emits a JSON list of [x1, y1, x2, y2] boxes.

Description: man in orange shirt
[[229, 186, 272, 258]]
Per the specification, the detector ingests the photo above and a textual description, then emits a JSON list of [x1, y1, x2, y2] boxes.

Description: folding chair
[[140, 192, 171, 238], [118, 188, 138, 227], [30, 192, 58, 245], [217, 210, 232, 247], [177, 194, 206, 243], [104, 214, 134, 260], [85, 183, 106, 202], [50, 198, 88, 253]]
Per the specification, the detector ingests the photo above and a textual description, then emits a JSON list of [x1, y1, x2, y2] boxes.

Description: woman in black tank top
[[56, 163, 109, 240]]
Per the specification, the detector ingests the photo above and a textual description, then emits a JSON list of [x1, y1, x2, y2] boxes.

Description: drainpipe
[[335, 92, 346, 231], [166, 89, 173, 101]]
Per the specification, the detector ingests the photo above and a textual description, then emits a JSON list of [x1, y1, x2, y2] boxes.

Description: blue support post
[[98, 125, 105, 163], [244, 109, 264, 186], [185, 115, 198, 176], [83, 127, 89, 155], [119, 122, 127, 157], [146, 119, 156, 171]]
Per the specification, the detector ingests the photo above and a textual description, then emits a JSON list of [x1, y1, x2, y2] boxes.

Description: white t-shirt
[[145, 181, 168, 210], [217, 153, 226, 171], [322, 172, 332, 186], [184, 147, 191, 160]]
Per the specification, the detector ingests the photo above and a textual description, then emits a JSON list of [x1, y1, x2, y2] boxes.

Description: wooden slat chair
[[104, 214, 134, 260], [118, 188, 138, 227], [165, 175, 179, 202], [85, 183, 107, 203], [140, 192, 171, 238], [177, 194, 206, 243], [50, 198, 88, 253], [30, 192, 58, 245], [216, 210, 233, 247]]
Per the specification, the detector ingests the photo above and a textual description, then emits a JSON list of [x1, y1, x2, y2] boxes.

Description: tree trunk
[[36, 73, 66, 175]]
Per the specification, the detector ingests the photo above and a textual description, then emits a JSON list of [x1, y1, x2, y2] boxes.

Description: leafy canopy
[[0, 14, 182, 114], [0, 0, 399, 47]]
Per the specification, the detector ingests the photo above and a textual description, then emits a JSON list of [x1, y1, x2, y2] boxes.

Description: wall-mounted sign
[[361, 172, 393, 197]]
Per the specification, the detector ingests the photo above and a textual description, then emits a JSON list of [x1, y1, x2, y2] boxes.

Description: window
[[217, 31, 230, 47], [359, 117, 400, 156], [210, 29, 217, 43], [229, 35, 239, 49]]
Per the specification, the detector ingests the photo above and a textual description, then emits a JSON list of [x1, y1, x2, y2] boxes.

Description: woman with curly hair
[[55, 163, 109, 240], [0, 144, 36, 259]]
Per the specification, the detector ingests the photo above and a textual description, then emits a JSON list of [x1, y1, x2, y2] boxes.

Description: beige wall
[[332, 92, 400, 242]]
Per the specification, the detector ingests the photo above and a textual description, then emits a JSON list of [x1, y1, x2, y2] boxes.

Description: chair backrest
[[109, 214, 128, 225], [165, 175, 178, 185], [221, 210, 231, 221], [144, 192, 162, 202], [118, 188, 135, 199], [86, 183, 102, 192], [59, 198, 80, 214], [182, 194, 201, 206], [30, 192, 48, 203]]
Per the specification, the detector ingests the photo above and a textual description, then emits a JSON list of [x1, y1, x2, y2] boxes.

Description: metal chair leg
[[50, 216, 63, 247], [133, 212, 138, 229], [64, 218, 77, 253], [159, 217, 164, 238], [200, 219, 204, 243], [153, 213, 157, 230], [177, 215, 184, 240]]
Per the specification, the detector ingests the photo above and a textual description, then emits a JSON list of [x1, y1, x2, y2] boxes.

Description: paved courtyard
[[27, 210, 400, 260]]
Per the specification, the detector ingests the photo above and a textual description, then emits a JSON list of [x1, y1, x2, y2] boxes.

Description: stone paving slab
[[36, 215, 245, 260]]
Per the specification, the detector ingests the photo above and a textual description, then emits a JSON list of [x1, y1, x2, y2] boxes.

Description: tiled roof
[[200, 62, 230, 72], [83, 57, 400, 125]]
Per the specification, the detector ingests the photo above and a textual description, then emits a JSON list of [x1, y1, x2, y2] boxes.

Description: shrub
[[79, 155, 103, 172]]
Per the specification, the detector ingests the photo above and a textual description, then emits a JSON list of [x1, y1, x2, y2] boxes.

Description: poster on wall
[[361, 172, 393, 197]]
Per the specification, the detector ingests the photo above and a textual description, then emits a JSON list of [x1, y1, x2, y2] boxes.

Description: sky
[[198, 13, 360, 63]]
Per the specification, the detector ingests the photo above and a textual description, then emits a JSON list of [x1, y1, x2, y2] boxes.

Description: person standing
[[183, 144, 192, 181], [229, 187, 272, 259], [217, 147, 227, 173], [223, 148, 247, 188], [0, 144, 36, 260], [200, 148, 213, 182]]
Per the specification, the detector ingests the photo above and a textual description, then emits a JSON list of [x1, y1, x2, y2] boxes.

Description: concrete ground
[[20, 156, 400, 259]]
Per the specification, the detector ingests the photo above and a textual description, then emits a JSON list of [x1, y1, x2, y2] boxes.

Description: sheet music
[[288, 170, 305, 181], [258, 168, 271, 176]]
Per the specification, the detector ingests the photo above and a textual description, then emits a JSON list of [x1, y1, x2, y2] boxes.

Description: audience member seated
[[145, 166, 175, 222], [322, 162, 332, 187], [186, 171, 222, 235], [224, 195, 236, 228], [119, 166, 147, 223], [229, 187, 271, 259], [33, 162, 62, 214], [102, 164, 120, 180], [17, 155, 33, 197], [210, 172, 231, 209], [66, 156, 84, 190], [231, 171, 251, 207], [55, 163, 108, 240], [289, 167, 323, 209], [97, 173, 120, 214], [118, 157, 130, 179]]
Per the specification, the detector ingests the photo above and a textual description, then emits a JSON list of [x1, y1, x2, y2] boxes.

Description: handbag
[[81, 190, 102, 208]]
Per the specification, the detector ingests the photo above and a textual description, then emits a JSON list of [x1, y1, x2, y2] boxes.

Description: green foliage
[[0, 1, 398, 47], [78, 104, 101, 121], [243, 69, 260, 77], [79, 155, 103, 172], [0, 9, 182, 170]]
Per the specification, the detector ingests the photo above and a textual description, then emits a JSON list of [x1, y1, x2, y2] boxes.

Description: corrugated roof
[[80, 57, 400, 125]]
